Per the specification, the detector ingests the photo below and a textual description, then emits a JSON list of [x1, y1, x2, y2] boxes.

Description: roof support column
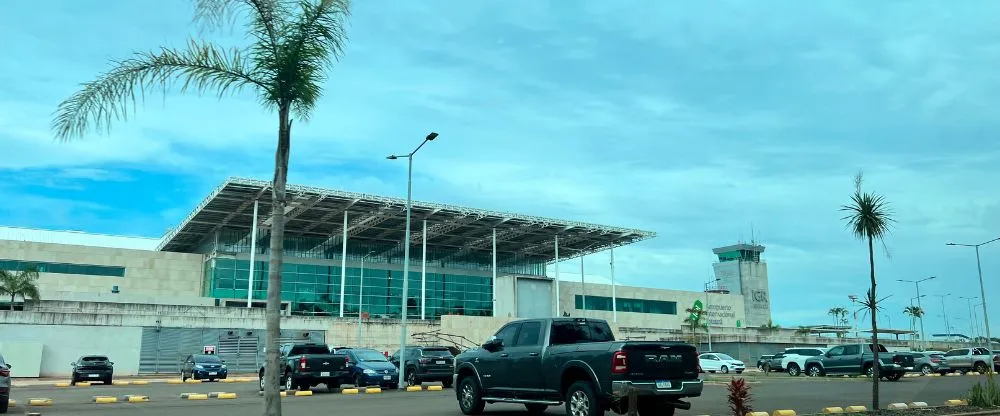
[[610, 247, 616, 323], [246, 199, 259, 308], [554, 235, 560, 317], [580, 256, 586, 316], [491, 227, 497, 317], [421, 219, 427, 320], [339, 210, 348, 318]]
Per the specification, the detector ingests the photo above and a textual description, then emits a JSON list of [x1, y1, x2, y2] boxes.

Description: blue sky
[[2, 0, 999, 336]]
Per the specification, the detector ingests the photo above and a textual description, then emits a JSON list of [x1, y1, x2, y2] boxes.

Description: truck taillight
[[299, 356, 307, 370], [611, 351, 628, 374], [419, 358, 430, 364], [695, 350, 702, 373], [0, 367, 8, 377]]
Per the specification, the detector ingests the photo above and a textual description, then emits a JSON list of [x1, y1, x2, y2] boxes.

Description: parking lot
[[5, 373, 989, 415]]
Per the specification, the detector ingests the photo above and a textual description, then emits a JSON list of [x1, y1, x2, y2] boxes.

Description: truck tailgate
[[304, 354, 348, 374], [622, 343, 699, 381]]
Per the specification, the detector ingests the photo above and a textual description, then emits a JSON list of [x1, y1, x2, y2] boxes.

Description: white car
[[699, 353, 745, 374], [781, 347, 826, 376]]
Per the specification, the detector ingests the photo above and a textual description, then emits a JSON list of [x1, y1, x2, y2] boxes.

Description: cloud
[[2, 0, 1000, 336]]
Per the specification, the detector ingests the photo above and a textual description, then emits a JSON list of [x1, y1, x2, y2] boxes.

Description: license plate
[[436, 360, 445, 365], [383, 375, 392, 380], [88, 374, 99, 378], [208, 372, 217, 376], [655, 380, 670, 389], [320, 372, 330, 377]]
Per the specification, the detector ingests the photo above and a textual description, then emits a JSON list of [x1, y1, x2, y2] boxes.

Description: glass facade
[[207, 258, 492, 318], [574, 295, 677, 315], [0, 259, 125, 277]]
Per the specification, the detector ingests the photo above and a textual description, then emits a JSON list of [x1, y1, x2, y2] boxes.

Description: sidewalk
[[12, 373, 257, 387]]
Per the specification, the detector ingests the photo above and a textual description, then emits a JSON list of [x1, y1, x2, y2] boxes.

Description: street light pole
[[933, 293, 951, 342], [388, 132, 438, 390], [948, 237, 999, 351], [899, 276, 935, 349], [959, 296, 979, 345], [849, 295, 859, 338]]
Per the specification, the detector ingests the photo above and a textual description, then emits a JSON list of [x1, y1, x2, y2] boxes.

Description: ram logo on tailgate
[[645, 354, 684, 363]]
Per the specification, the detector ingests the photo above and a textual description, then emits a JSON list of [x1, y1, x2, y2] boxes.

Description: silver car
[[0, 352, 10, 414], [905, 352, 950, 376]]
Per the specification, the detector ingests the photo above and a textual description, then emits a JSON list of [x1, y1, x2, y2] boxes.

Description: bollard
[[822, 407, 844, 413]]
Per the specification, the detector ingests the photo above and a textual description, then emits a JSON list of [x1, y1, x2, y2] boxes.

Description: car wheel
[[284, 373, 294, 391], [787, 364, 801, 377], [525, 403, 548, 415], [721, 365, 729, 374], [406, 369, 418, 387], [566, 381, 599, 416], [355, 374, 365, 388], [920, 364, 932, 376], [886, 372, 903, 381], [259, 372, 265, 391], [975, 362, 989, 374], [457, 376, 486, 415], [0, 395, 8, 414], [939, 371, 949, 376], [864, 365, 874, 378], [807, 365, 823, 377]]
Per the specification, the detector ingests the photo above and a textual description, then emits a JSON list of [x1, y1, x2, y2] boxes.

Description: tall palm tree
[[683, 307, 707, 342], [50, 1, 351, 414], [903, 305, 924, 341], [841, 172, 893, 410], [0, 267, 41, 310], [828, 307, 848, 337]]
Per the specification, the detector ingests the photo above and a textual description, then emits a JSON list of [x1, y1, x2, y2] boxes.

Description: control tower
[[712, 243, 771, 327]]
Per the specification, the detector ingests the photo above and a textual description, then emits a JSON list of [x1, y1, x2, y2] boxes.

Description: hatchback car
[[334, 348, 399, 389], [699, 352, 746, 374], [181, 354, 228, 381], [71, 355, 114, 385], [905, 352, 950, 376], [0, 353, 10, 414]]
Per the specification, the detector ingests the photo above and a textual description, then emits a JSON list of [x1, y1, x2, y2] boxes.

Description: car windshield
[[717, 354, 736, 361], [355, 350, 388, 362], [421, 349, 452, 357], [194, 355, 222, 363], [82, 356, 108, 362]]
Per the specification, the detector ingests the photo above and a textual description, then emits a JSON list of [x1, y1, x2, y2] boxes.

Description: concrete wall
[[557, 281, 746, 329], [0, 342, 43, 377], [1, 324, 143, 377], [738, 261, 771, 327], [0, 240, 205, 300]]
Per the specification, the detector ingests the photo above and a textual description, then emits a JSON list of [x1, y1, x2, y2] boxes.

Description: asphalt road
[[5, 375, 989, 415]]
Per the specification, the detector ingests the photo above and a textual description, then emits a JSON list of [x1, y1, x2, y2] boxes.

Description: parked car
[[802, 343, 912, 380], [698, 353, 745, 374], [181, 354, 227, 382], [764, 353, 786, 372], [333, 348, 400, 389], [259, 342, 349, 392], [941, 348, 995, 374], [453, 317, 703, 416], [0, 353, 10, 414], [71, 355, 114, 385], [756, 354, 774, 371], [904, 352, 950, 376], [390, 346, 455, 388], [781, 347, 826, 376]]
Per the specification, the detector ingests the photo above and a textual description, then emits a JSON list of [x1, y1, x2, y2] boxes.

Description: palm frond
[[52, 40, 267, 140], [279, 0, 350, 119]]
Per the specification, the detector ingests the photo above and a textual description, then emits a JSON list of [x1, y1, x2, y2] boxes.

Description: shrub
[[728, 377, 753, 416], [967, 371, 1000, 408]]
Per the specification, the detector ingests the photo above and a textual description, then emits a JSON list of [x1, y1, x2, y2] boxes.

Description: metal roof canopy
[[157, 177, 655, 263]]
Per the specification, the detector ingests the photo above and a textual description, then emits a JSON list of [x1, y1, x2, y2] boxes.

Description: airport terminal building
[[0, 177, 773, 377]]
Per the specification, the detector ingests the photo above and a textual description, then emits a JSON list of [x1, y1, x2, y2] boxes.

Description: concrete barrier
[[843, 405, 867, 412], [256, 391, 287, 397], [294, 390, 313, 396], [746, 412, 769, 416], [75, 382, 92, 387], [167, 379, 183, 384], [406, 385, 422, 392], [928, 373, 941, 377], [92, 396, 118, 404], [945, 399, 968, 406], [131, 380, 150, 385], [968, 372, 980, 376], [120, 395, 150, 403], [908, 402, 928, 408], [365, 387, 382, 394], [426, 385, 443, 391], [180, 393, 209, 400], [112, 381, 130, 386], [217, 393, 238, 399], [771, 410, 796, 416], [54, 382, 70, 387], [342, 388, 359, 394], [6, 399, 14, 408], [821, 407, 844, 413], [184, 379, 203, 384], [886, 403, 907, 410], [28, 398, 54, 406]]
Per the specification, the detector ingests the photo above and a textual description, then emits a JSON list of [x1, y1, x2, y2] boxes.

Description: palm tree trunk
[[263, 105, 292, 416], [868, 236, 880, 410], [9, 294, 14, 311]]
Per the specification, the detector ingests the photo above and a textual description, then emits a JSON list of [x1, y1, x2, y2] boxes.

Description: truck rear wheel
[[458, 377, 485, 415], [566, 381, 600, 416]]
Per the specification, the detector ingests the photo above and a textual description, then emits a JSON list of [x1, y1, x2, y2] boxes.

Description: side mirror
[[110, 362, 115, 365], [6, 364, 11, 369], [71, 362, 77, 367], [482, 337, 502, 352], [221, 360, 226, 363]]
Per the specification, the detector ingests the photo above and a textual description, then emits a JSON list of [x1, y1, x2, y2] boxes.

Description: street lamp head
[[386, 155, 398, 160], [946, 242, 957, 246], [426, 132, 438, 141]]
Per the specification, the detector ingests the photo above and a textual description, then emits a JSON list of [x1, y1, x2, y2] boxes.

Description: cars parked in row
[[0, 353, 10, 414], [781, 347, 826, 377], [905, 351, 949, 375], [453, 317, 703, 416], [801, 343, 912, 380], [71, 355, 115, 385], [940, 348, 998, 374]]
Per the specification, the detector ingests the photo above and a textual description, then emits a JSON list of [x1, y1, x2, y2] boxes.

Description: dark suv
[[71, 355, 114, 385], [391, 346, 455, 388], [0, 353, 10, 414]]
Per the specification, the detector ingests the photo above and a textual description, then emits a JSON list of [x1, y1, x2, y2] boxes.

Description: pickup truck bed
[[259, 343, 350, 392], [454, 317, 702, 416]]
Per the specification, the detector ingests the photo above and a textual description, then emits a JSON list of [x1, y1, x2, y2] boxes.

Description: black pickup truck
[[453, 318, 702, 416], [258, 342, 350, 392], [802, 343, 913, 380]]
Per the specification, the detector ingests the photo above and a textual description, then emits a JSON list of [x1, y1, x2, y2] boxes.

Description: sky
[[2, 0, 999, 338]]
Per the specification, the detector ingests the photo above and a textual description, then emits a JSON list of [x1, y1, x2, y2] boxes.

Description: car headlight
[[363, 369, 376, 375], [221, 365, 227, 369], [194, 365, 204, 369]]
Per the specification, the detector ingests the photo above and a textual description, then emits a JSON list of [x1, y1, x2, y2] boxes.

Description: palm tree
[[50, 1, 351, 414], [829, 307, 848, 337], [683, 307, 707, 342], [0, 267, 41, 310], [841, 172, 893, 410], [903, 305, 924, 341]]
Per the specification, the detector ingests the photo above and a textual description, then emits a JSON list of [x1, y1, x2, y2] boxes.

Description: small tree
[[0, 267, 41, 310], [794, 326, 812, 336], [727, 378, 754, 416], [683, 307, 707, 344]]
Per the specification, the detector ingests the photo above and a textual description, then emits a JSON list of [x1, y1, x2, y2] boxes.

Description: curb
[[28, 398, 54, 406], [180, 393, 209, 400], [92, 395, 118, 404], [120, 395, 150, 403], [207, 392, 238, 399], [426, 385, 443, 391]]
